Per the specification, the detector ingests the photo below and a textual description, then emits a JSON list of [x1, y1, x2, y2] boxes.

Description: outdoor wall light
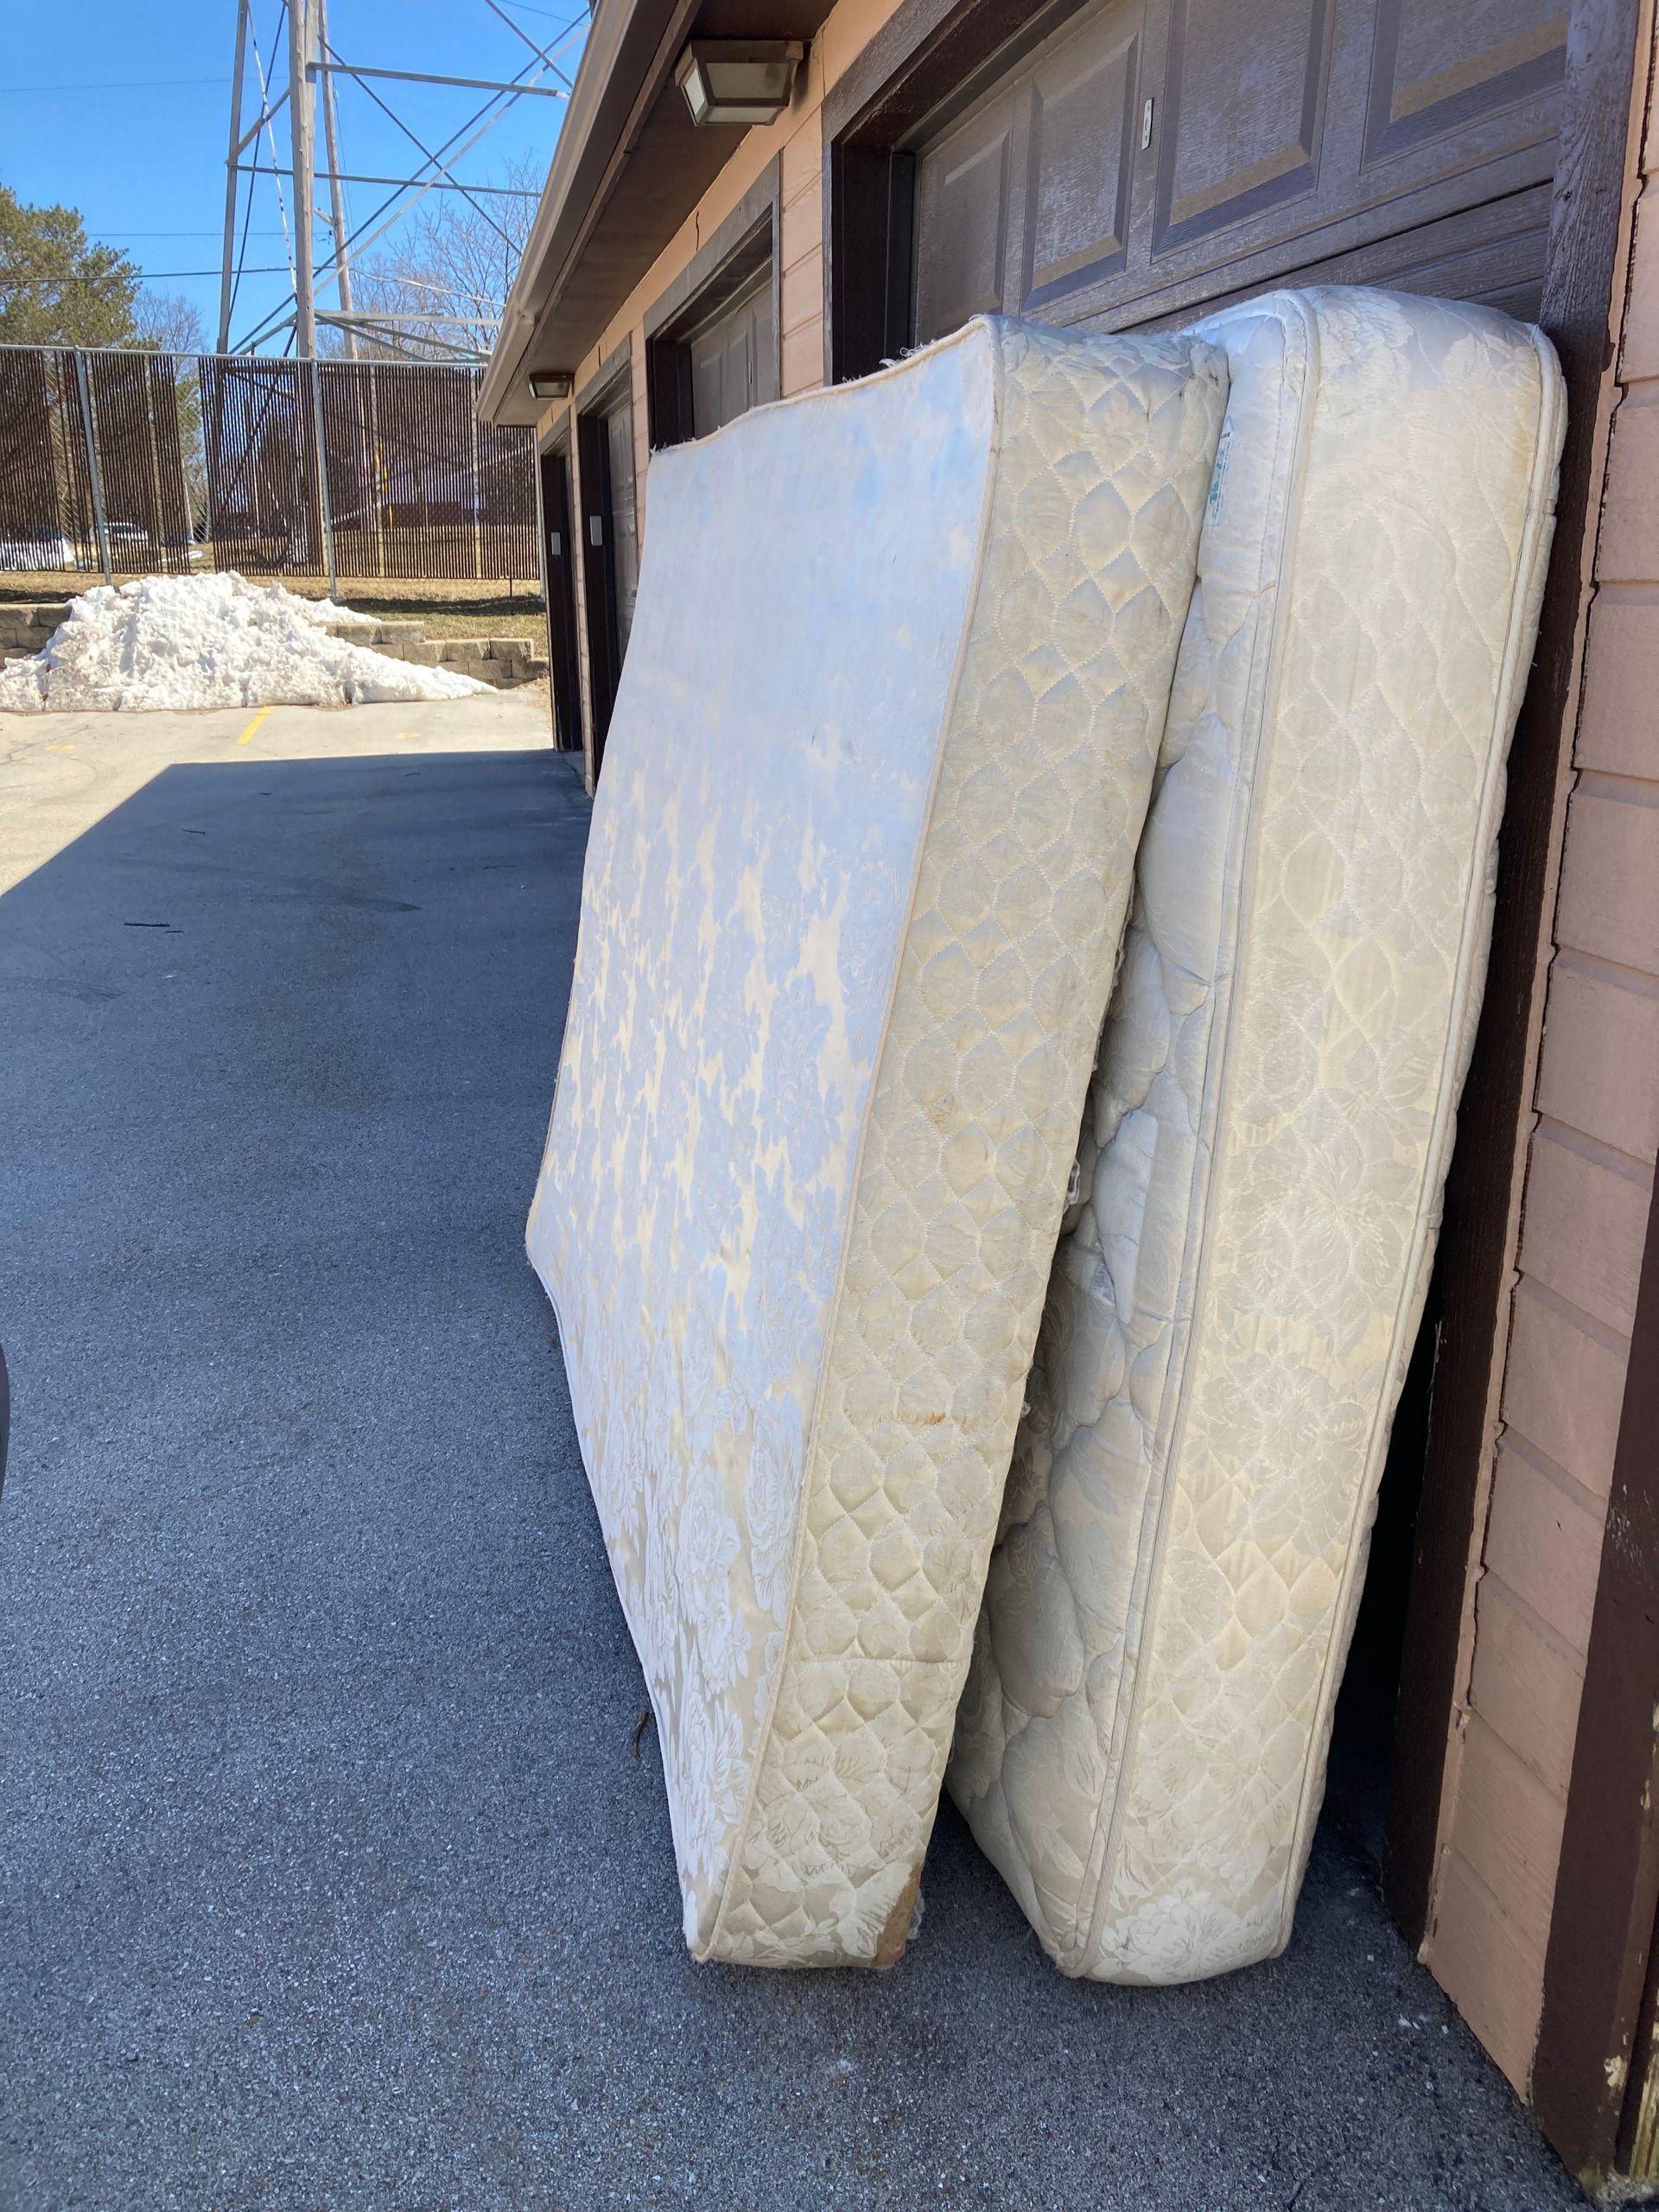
[[675, 40, 804, 127], [527, 371, 573, 400]]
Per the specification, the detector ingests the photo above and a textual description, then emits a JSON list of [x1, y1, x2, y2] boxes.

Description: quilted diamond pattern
[[529, 316, 1225, 1967], [717, 327, 1226, 1963], [948, 289, 1565, 1984]]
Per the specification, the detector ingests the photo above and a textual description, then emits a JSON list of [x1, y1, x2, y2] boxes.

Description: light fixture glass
[[675, 40, 804, 128], [527, 371, 573, 400]]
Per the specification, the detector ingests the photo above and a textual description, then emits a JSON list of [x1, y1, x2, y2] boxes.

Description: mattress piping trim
[[1269, 316, 1567, 1948], [1075, 290, 1321, 1976]]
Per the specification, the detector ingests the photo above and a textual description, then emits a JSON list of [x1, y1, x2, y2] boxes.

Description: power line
[[223, 0, 587, 357], [230, 22, 578, 354], [0, 78, 232, 93], [480, 0, 576, 87], [2, 265, 291, 281], [245, 2, 297, 330]]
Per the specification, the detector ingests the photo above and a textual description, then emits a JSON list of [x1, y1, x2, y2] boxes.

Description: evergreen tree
[[0, 186, 142, 347]]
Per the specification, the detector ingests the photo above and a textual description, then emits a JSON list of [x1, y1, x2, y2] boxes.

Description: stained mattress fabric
[[528, 316, 1227, 1966], [948, 288, 1566, 1984]]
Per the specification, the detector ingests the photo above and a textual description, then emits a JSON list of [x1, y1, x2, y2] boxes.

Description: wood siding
[[534, 0, 906, 783], [780, 114, 826, 392], [1423, 13, 1659, 2096]]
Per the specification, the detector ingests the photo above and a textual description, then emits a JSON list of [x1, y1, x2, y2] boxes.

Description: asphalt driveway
[[0, 694, 1581, 2211]]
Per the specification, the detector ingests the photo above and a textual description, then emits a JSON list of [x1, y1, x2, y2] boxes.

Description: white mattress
[[948, 288, 1565, 1983], [528, 317, 1226, 1966]]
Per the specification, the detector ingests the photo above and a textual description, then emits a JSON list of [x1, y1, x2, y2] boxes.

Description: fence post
[[73, 350, 112, 586], [369, 367, 386, 579], [141, 356, 170, 569], [310, 357, 339, 601], [469, 388, 484, 582]]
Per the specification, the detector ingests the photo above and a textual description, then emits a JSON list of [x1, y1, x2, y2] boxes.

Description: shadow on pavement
[[0, 747, 1575, 2211]]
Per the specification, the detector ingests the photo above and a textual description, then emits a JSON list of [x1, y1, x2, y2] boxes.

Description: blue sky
[[3, 0, 584, 353]]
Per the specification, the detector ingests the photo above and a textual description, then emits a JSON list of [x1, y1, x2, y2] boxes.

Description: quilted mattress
[[949, 288, 1565, 1983], [528, 316, 1227, 1966]]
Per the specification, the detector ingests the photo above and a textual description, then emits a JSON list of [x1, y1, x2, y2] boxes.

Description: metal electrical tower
[[288, 0, 320, 354], [217, 0, 586, 361]]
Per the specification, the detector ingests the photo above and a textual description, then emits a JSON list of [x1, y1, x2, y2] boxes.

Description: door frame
[[645, 159, 781, 449], [573, 339, 633, 777], [823, 0, 1069, 381], [537, 426, 582, 754], [1382, 0, 1650, 1958], [821, 0, 1654, 2096]]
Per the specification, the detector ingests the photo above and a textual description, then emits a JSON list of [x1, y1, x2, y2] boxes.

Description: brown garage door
[[687, 270, 780, 438], [913, 0, 1567, 346]]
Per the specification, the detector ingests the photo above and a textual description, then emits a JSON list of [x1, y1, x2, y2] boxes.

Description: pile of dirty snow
[[0, 571, 490, 714]]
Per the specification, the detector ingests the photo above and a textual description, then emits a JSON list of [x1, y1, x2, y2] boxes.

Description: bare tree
[[333, 154, 542, 362], [128, 294, 209, 522], [132, 290, 207, 355]]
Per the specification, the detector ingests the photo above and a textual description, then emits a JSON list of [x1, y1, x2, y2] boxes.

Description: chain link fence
[[0, 345, 539, 589]]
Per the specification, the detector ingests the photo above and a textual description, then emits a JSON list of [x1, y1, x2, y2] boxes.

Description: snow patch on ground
[[0, 571, 489, 713], [0, 535, 80, 571]]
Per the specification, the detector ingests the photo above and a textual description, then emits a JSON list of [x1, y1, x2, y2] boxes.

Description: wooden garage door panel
[[1153, 0, 1332, 251], [1024, 16, 1141, 307], [689, 276, 779, 438], [604, 393, 640, 659], [1364, 0, 1567, 165], [1158, 180, 1556, 330], [911, 0, 1562, 346], [914, 103, 1014, 340], [690, 330, 729, 437]]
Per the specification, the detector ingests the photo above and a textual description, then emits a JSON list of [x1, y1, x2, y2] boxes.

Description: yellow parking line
[[237, 705, 274, 747]]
